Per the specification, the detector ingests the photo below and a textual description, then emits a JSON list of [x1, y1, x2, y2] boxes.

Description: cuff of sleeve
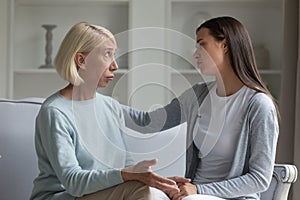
[[196, 184, 202, 194], [112, 169, 124, 184], [107, 169, 124, 185]]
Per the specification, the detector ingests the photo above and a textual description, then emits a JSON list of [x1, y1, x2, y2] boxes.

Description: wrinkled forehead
[[101, 31, 116, 45], [103, 38, 116, 49], [93, 38, 117, 52]]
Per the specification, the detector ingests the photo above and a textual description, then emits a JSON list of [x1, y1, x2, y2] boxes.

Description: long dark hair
[[197, 16, 280, 120]]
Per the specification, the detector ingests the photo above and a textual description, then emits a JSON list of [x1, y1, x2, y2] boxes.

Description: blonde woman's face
[[81, 39, 118, 88]]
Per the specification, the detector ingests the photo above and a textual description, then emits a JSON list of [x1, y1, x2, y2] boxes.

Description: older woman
[[30, 22, 184, 200]]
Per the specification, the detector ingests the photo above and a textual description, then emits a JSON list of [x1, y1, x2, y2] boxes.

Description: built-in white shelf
[[259, 69, 281, 75], [6, 0, 284, 109], [15, 0, 129, 6], [170, 0, 282, 7], [13, 68, 129, 74]]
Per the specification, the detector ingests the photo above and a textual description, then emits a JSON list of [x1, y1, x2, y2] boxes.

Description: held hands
[[167, 177, 197, 200], [121, 159, 185, 193]]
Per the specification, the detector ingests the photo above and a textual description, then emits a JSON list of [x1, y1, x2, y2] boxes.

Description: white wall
[[0, 0, 8, 98], [128, 0, 170, 110]]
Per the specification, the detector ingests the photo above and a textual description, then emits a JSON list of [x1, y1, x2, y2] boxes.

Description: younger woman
[[124, 16, 279, 200]]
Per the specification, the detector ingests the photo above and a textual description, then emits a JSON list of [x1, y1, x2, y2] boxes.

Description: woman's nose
[[110, 59, 118, 71], [193, 49, 199, 59]]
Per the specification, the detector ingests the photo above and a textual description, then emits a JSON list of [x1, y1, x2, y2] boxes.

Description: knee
[[126, 180, 149, 191], [125, 181, 152, 199]]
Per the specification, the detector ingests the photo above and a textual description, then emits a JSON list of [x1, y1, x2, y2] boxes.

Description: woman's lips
[[106, 76, 114, 81]]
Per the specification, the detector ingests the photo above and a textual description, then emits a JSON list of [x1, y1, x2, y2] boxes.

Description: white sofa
[[0, 98, 44, 200], [0, 98, 297, 200]]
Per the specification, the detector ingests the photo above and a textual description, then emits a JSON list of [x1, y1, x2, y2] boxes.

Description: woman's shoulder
[[248, 92, 277, 116], [41, 92, 68, 108], [41, 92, 60, 108], [250, 92, 274, 107], [39, 92, 72, 119]]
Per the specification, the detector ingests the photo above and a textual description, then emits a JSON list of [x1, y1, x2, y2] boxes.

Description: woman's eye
[[105, 51, 111, 57], [196, 42, 203, 49]]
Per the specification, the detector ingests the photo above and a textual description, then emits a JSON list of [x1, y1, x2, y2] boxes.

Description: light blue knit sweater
[[30, 92, 131, 200]]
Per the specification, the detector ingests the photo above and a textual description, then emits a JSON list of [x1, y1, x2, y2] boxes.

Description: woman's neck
[[60, 84, 96, 101], [216, 66, 244, 97]]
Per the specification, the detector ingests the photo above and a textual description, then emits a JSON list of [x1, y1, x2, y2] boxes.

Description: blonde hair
[[55, 22, 116, 86]]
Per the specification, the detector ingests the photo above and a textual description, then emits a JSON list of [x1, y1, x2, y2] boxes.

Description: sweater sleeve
[[122, 98, 184, 133], [196, 94, 279, 198], [122, 83, 205, 133], [36, 106, 124, 197]]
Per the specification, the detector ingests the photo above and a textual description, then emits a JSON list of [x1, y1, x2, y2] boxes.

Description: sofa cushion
[[123, 123, 187, 177], [0, 98, 44, 200]]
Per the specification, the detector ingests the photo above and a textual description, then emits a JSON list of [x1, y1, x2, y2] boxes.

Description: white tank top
[[193, 83, 256, 183]]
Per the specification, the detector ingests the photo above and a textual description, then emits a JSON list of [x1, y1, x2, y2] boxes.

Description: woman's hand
[[121, 159, 179, 194], [168, 182, 197, 200], [168, 176, 191, 184]]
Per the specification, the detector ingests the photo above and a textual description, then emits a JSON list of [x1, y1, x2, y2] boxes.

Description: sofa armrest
[[261, 164, 298, 200], [272, 164, 298, 200]]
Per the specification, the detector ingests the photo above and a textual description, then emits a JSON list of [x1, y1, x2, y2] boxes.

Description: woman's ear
[[74, 52, 86, 69], [223, 41, 229, 54]]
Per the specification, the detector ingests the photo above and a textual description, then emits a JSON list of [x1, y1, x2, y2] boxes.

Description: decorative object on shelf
[[39, 24, 57, 69], [253, 44, 270, 69]]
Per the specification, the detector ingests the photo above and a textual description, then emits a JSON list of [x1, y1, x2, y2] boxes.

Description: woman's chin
[[197, 65, 206, 74], [97, 83, 108, 88], [197, 66, 215, 76]]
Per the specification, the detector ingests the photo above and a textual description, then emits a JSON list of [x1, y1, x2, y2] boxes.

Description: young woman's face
[[82, 39, 118, 88], [193, 27, 226, 76]]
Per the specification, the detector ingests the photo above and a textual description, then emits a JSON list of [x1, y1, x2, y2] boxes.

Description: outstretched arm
[[122, 97, 184, 133]]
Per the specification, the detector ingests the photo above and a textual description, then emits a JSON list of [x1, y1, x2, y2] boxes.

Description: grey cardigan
[[123, 82, 279, 199]]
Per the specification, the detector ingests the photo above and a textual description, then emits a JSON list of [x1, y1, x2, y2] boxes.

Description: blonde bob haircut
[[55, 22, 116, 86]]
